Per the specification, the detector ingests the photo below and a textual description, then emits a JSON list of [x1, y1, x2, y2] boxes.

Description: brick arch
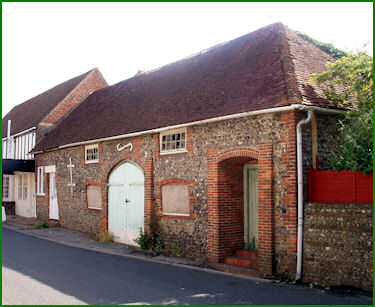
[[103, 156, 145, 184], [207, 143, 274, 276], [158, 178, 193, 186], [217, 147, 259, 163]]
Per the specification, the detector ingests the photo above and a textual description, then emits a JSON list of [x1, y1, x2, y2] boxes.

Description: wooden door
[[49, 173, 59, 220], [108, 161, 144, 246], [15, 173, 32, 218], [244, 164, 258, 249]]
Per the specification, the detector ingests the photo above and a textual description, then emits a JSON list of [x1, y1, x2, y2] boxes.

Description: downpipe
[[295, 110, 313, 281]]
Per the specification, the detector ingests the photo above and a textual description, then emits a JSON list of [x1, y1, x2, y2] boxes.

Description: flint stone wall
[[303, 202, 373, 292], [35, 147, 102, 234]]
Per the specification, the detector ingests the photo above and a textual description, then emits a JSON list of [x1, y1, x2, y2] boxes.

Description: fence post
[[307, 168, 313, 202], [353, 172, 357, 203]]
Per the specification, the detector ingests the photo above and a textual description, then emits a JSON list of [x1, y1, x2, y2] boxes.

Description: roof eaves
[[32, 104, 346, 154]]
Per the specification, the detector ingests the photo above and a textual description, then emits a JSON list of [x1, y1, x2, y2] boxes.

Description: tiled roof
[[2, 69, 94, 138], [33, 23, 339, 152]]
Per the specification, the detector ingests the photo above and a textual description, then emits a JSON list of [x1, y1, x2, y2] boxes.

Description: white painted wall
[[2, 130, 36, 160], [14, 172, 36, 218]]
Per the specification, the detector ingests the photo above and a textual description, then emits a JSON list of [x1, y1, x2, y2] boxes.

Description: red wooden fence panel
[[308, 169, 373, 204]]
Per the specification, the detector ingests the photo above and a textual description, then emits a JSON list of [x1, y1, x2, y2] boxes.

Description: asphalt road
[[2, 228, 372, 305]]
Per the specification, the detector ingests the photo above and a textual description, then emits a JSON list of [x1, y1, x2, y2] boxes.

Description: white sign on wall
[[44, 165, 56, 173]]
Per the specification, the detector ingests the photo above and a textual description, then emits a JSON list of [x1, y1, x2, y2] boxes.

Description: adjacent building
[[2, 68, 107, 218]]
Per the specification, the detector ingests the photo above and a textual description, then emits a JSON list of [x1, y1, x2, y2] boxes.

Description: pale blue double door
[[108, 161, 144, 246]]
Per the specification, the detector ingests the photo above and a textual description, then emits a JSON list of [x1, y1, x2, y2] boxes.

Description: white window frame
[[85, 144, 99, 164], [2, 175, 11, 201], [37, 166, 45, 195], [160, 128, 187, 155], [17, 174, 28, 200]]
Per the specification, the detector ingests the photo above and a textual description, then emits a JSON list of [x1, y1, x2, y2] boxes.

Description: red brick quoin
[[207, 145, 274, 276]]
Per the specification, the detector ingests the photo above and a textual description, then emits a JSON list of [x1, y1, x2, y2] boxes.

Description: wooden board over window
[[87, 185, 102, 210], [162, 184, 189, 216]]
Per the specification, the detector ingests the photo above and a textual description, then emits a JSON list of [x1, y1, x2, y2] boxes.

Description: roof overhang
[[33, 104, 346, 154], [2, 159, 35, 174]]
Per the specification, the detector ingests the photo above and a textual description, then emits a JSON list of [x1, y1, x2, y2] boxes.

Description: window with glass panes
[[3, 175, 10, 199], [17, 174, 28, 200], [85, 144, 99, 163], [160, 129, 186, 154], [37, 166, 44, 195]]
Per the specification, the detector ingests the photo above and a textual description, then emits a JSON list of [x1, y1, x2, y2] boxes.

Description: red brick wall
[[218, 157, 254, 257], [37, 68, 108, 139], [257, 141, 274, 275], [207, 148, 259, 263]]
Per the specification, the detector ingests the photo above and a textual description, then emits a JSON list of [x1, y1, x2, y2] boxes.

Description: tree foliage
[[297, 32, 348, 59], [310, 51, 373, 173]]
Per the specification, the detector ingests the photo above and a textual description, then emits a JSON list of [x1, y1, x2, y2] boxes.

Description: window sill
[[162, 213, 193, 220], [87, 207, 102, 211], [85, 160, 99, 165], [160, 149, 188, 156], [37, 193, 45, 196]]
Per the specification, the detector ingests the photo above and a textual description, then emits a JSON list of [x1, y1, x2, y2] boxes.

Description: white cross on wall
[[67, 157, 76, 194]]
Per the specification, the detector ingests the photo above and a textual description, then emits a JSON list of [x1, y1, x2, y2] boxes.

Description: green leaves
[[330, 110, 373, 173], [311, 52, 373, 173], [311, 52, 373, 111], [297, 32, 348, 59]]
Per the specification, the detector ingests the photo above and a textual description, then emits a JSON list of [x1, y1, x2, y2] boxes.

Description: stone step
[[236, 249, 258, 260], [225, 255, 259, 270], [207, 262, 267, 279], [47, 220, 60, 227]]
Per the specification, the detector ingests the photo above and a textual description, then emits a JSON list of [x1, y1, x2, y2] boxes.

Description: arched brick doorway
[[207, 143, 274, 276], [218, 156, 258, 258]]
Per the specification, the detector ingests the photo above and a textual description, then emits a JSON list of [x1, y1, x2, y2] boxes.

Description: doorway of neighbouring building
[[244, 164, 258, 250], [108, 161, 144, 246], [49, 172, 59, 220], [14, 172, 35, 218]]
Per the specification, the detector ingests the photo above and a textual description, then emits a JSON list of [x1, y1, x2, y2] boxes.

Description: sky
[[2, 2, 373, 117]]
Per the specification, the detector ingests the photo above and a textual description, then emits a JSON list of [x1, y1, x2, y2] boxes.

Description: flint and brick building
[[31, 23, 361, 282]]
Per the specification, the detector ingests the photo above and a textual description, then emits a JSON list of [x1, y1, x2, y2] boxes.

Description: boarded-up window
[[162, 184, 189, 216], [87, 185, 102, 210]]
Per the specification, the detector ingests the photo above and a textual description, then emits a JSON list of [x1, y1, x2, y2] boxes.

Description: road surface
[[2, 228, 372, 305]]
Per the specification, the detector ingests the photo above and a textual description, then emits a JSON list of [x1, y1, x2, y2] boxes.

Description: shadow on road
[[2, 229, 372, 305]]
